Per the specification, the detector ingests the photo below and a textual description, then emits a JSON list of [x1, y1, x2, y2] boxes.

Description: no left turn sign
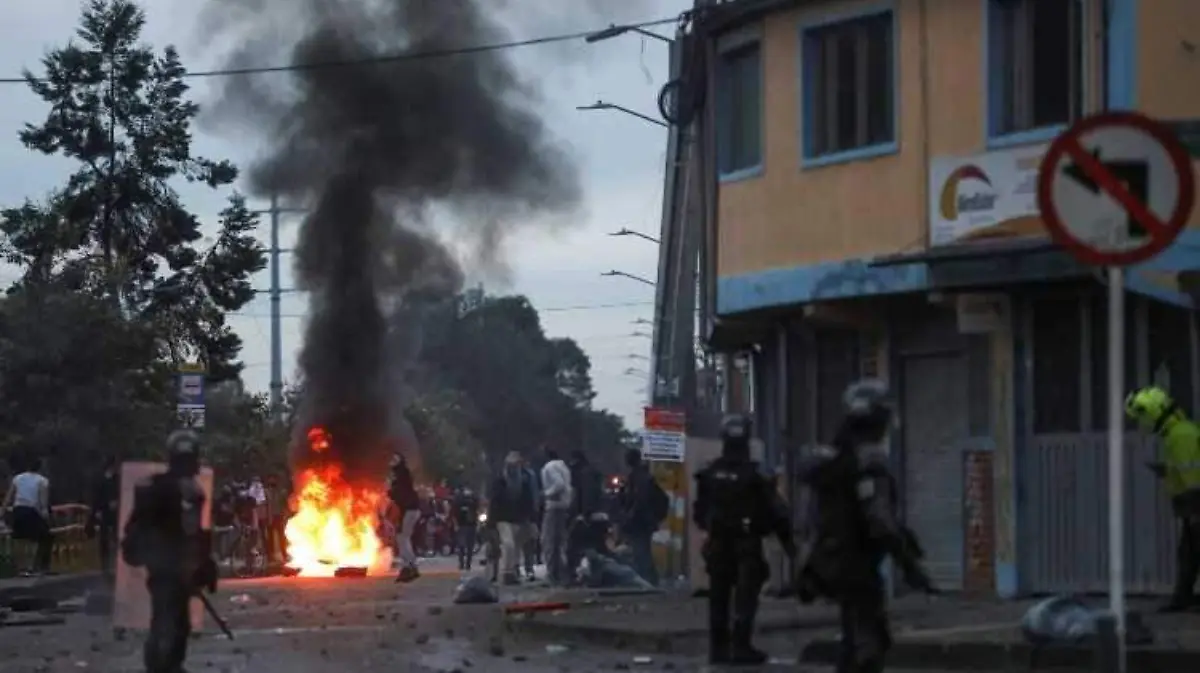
[[1037, 111, 1195, 267]]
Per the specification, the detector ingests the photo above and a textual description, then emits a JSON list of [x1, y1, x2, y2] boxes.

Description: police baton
[[195, 591, 234, 640]]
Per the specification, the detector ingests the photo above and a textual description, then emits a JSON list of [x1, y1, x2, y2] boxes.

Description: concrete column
[[991, 296, 1019, 598]]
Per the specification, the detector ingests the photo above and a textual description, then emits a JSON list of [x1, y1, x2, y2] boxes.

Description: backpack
[[647, 477, 670, 525]]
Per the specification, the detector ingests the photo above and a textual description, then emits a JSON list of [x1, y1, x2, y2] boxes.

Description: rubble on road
[[453, 577, 498, 604]]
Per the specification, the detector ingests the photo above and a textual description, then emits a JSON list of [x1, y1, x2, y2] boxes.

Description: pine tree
[[0, 0, 265, 378]]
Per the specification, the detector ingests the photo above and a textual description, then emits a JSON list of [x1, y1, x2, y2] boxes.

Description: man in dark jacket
[[566, 450, 604, 581], [489, 452, 536, 585], [620, 448, 662, 586], [390, 454, 422, 583], [86, 455, 120, 576]]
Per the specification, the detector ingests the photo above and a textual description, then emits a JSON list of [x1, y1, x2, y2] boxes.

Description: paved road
[[0, 556, 975, 672]]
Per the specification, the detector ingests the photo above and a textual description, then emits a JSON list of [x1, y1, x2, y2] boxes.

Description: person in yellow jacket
[[1126, 385, 1200, 611]]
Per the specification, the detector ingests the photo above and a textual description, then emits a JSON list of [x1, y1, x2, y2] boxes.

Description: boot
[[708, 626, 730, 664], [730, 619, 768, 665]]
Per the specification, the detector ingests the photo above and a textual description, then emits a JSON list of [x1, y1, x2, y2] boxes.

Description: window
[[715, 42, 763, 177], [803, 11, 894, 159], [989, 0, 1081, 138], [1031, 296, 1082, 433]]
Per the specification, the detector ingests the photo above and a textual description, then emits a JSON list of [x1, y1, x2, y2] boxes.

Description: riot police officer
[[1126, 385, 1200, 611], [795, 379, 933, 673], [122, 429, 218, 673], [693, 413, 795, 665]]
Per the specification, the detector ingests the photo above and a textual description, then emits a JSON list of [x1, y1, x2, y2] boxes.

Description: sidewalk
[[798, 597, 1200, 671], [507, 589, 1200, 668], [0, 572, 103, 608]]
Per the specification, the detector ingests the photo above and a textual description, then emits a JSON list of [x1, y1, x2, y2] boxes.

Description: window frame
[[985, 0, 1082, 149], [714, 28, 765, 182], [799, 5, 899, 169]]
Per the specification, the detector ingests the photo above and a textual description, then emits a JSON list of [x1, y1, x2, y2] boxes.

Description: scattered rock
[[427, 605, 443, 616], [415, 633, 430, 645], [487, 636, 505, 656]]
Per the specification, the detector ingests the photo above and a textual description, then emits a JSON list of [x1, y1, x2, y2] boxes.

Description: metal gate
[[901, 353, 968, 591], [1018, 433, 1178, 594]]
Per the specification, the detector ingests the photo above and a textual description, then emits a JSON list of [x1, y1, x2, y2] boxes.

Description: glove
[[195, 557, 219, 594], [902, 563, 936, 594]]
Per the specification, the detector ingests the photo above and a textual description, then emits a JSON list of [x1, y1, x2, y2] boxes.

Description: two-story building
[[686, 0, 1200, 597]]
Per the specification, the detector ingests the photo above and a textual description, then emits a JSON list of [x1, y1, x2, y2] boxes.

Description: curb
[[800, 639, 1200, 671], [506, 611, 839, 654], [0, 572, 104, 607]]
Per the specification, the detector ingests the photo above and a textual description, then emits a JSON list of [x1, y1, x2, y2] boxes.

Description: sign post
[[642, 407, 687, 584], [177, 363, 206, 429], [1037, 111, 1194, 673]]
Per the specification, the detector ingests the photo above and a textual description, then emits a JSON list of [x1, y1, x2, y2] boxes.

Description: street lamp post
[[577, 101, 668, 128], [609, 227, 660, 244], [585, 24, 673, 45], [601, 270, 656, 286]]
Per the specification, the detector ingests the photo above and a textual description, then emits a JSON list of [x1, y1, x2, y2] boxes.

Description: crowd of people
[[381, 445, 670, 587]]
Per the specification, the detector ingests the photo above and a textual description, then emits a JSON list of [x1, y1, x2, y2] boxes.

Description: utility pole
[[269, 194, 283, 419]]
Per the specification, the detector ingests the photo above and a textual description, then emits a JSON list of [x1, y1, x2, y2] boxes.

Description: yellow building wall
[[1137, 0, 1200, 228], [718, 0, 987, 278], [717, 0, 1200, 278]]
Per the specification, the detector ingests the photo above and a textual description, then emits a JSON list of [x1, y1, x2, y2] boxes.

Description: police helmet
[[841, 379, 894, 440], [720, 413, 753, 443], [1125, 386, 1177, 432], [843, 379, 892, 418], [166, 429, 201, 474]]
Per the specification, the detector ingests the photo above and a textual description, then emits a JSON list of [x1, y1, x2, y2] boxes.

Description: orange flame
[[283, 427, 392, 577]]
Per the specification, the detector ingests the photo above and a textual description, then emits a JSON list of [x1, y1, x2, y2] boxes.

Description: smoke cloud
[[202, 0, 583, 483]]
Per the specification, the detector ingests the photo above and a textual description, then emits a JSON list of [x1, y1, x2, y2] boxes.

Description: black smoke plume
[[203, 0, 582, 485]]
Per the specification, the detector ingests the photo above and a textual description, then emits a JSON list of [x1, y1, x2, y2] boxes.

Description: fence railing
[[0, 503, 101, 578]]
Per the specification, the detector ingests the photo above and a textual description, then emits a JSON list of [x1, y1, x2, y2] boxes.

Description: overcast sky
[[1, 1, 692, 431]]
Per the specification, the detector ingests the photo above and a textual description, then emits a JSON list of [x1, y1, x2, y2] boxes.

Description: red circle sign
[[1036, 111, 1195, 267]]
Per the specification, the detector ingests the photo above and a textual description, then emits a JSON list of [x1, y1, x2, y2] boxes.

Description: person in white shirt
[[539, 448, 573, 585], [2, 457, 53, 575]]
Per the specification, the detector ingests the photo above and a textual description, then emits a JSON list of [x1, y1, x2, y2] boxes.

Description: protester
[[263, 474, 289, 565], [620, 448, 668, 586], [539, 448, 573, 585], [489, 451, 536, 585], [2, 457, 54, 576], [86, 455, 120, 575], [452, 486, 481, 571], [390, 454, 422, 582], [521, 454, 542, 580], [566, 450, 605, 582]]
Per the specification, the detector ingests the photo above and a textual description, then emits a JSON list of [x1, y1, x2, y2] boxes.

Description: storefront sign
[[930, 145, 1046, 246]]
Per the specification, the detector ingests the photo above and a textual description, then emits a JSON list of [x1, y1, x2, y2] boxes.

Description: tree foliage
[[410, 293, 636, 479], [0, 0, 266, 500], [1, 0, 264, 380]]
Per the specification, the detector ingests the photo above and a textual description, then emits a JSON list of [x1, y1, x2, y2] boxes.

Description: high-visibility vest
[[1161, 417, 1200, 496]]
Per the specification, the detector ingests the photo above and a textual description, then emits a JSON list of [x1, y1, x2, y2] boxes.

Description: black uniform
[[121, 430, 217, 673], [795, 380, 932, 673], [693, 414, 795, 665]]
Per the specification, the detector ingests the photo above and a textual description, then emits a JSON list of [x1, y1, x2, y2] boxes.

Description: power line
[[229, 300, 651, 319], [0, 16, 681, 85]]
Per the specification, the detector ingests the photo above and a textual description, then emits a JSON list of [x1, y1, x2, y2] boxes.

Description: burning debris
[[204, 0, 582, 575]]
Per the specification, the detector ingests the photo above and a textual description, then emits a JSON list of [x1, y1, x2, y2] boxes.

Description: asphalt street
[[0, 556, 992, 672]]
